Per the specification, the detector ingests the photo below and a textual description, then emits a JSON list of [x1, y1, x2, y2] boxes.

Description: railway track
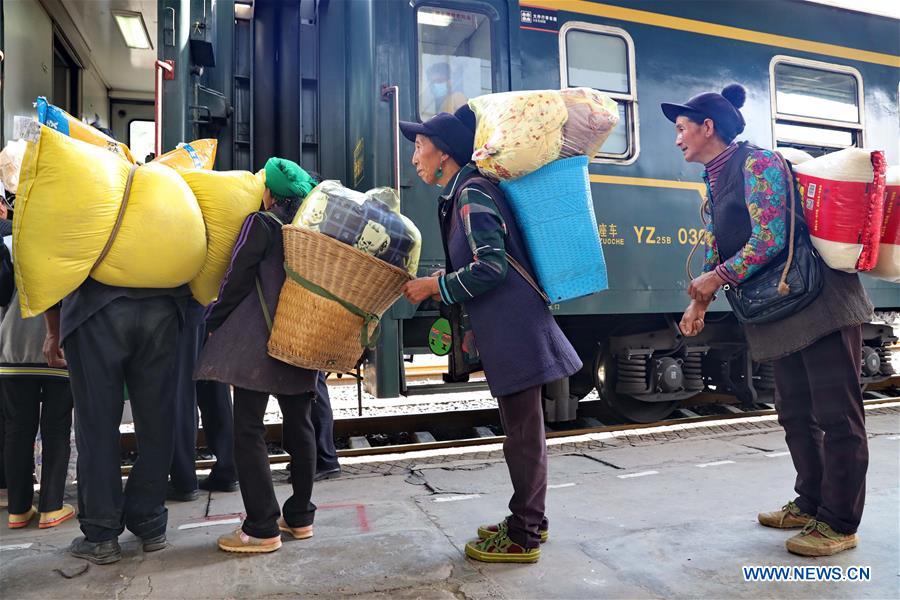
[[120, 377, 899, 474]]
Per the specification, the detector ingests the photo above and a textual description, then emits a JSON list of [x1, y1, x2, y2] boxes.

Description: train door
[[111, 100, 154, 161], [363, 0, 512, 397]]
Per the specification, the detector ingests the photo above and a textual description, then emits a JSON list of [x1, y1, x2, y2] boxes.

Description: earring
[[434, 165, 444, 179]]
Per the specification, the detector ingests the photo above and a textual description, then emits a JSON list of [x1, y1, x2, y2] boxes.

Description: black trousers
[[233, 387, 315, 538], [65, 297, 180, 542], [497, 384, 547, 549], [0, 377, 72, 514], [170, 301, 237, 490], [197, 380, 237, 483], [312, 372, 338, 472], [773, 325, 868, 534]]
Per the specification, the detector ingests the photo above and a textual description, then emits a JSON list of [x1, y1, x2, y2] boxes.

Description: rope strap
[[283, 263, 381, 348], [257, 277, 273, 332], [93, 164, 138, 270]]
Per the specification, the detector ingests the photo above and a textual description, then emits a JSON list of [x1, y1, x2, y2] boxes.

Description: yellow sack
[[154, 139, 218, 170], [91, 162, 206, 288], [36, 97, 135, 163], [14, 126, 206, 317], [181, 169, 265, 305], [469, 90, 567, 180]]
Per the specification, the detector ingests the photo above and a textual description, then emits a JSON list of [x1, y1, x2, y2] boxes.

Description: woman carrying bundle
[[662, 84, 873, 557], [194, 158, 320, 554], [399, 106, 582, 564]]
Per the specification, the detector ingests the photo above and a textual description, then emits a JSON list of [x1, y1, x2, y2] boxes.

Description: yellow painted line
[[589, 174, 707, 199], [524, 1, 900, 68]]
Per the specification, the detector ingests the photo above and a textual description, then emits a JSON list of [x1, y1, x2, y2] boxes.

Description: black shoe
[[142, 533, 168, 552], [166, 484, 200, 502], [198, 477, 239, 493], [313, 467, 342, 482], [69, 536, 122, 565]]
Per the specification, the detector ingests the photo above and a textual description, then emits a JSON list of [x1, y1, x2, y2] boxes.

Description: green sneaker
[[477, 516, 549, 543], [465, 530, 540, 564], [758, 500, 814, 529], [786, 520, 858, 557]]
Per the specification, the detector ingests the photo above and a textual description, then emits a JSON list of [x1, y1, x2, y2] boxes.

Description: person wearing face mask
[[662, 84, 873, 557], [399, 105, 581, 563], [426, 62, 468, 117]]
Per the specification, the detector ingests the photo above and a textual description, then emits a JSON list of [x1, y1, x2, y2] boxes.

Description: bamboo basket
[[267, 225, 413, 373]]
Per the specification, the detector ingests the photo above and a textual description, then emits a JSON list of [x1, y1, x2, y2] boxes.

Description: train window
[[559, 22, 637, 163], [770, 56, 863, 156], [416, 6, 493, 121], [129, 120, 155, 163]]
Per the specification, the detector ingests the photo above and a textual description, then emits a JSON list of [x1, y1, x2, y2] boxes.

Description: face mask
[[431, 82, 449, 97]]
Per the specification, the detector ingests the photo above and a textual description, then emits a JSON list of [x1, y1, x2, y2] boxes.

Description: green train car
[[2, 0, 897, 422]]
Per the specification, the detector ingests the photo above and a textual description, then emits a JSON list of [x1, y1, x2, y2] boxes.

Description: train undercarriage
[[555, 313, 898, 423]]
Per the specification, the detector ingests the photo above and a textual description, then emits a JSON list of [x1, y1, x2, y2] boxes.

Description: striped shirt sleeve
[[438, 186, 508, 304]]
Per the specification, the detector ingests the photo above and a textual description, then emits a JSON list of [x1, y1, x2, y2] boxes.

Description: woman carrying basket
[[400, 106, 582, 564], [662, 84, 873, 557], [194, 158, 320, 554]]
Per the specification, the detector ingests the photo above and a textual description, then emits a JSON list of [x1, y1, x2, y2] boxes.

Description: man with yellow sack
[[42, 135, 191, 565]]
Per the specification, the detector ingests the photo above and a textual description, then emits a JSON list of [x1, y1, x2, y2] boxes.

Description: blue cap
[[400, 104, 476, 168], [661, 84, 747, 141]]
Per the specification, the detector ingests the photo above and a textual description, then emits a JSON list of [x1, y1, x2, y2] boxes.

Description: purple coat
[[443, 172, 582, 397], [194, 209, 317, 396]]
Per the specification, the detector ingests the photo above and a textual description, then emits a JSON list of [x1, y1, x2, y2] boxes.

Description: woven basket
[[499, 155, 608, 303], [267, 225, 413, 373]]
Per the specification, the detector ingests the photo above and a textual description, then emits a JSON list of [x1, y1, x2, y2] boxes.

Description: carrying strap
[[256, 210, 285, 334], [507, 255, 550, 304], [93, 164, 138, 270], [773, 153, 798, 296], [283, 262, 381, 348]]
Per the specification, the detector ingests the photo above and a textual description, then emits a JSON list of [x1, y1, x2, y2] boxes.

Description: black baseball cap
[[661, 84, 747, 140], [400, 104, 476, 168]]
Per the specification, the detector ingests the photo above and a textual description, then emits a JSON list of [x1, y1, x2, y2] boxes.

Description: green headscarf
[[264, 157, 316, 200]]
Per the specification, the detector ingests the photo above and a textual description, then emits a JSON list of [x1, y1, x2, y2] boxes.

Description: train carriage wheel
[[593, 345, 681, 424]]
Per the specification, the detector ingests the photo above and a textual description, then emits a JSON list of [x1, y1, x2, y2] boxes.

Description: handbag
[[724, 153, 824, 324]]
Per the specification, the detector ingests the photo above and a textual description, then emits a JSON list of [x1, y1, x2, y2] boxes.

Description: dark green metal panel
[[159, 0, 192, 152]]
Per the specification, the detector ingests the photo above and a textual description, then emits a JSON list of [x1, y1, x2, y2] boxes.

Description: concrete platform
[[1, 407, 897, 599]]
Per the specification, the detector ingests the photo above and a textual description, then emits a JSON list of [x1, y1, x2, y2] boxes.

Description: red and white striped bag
[[869, 166, 900, 282], [793, 148, 886, 273]]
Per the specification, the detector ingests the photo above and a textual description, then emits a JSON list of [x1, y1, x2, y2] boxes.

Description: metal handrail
[[381, 84, 401, 202], [154, 59, 175, 155]]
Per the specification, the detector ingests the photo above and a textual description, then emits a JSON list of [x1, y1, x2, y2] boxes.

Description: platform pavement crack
[[573, 452, 623, 469], [142, 575, 153, 600], [406, 469, 484, 496], [114, 574, 136, 600], [739, 444, 774, 452]]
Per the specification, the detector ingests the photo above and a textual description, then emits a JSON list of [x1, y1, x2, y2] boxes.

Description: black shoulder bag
[[723, 153, 823, 325]]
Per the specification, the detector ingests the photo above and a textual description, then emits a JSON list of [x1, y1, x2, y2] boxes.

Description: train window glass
[[559, 23, 637, 163], [129, 120, 155, 162], [774, 63, 859, 123], [417, 6, 492, 120], [773, 123, 853, 148], [770, 57, 863, 156], [565, 30, 628, 93]]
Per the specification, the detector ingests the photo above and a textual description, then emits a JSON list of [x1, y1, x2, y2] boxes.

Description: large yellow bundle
[[14, 126, 206, 317], [154, 139, 218, 170], [36, 97, 135, 163], [182, 169, 264, 304], [470, 90, 567, 180]]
